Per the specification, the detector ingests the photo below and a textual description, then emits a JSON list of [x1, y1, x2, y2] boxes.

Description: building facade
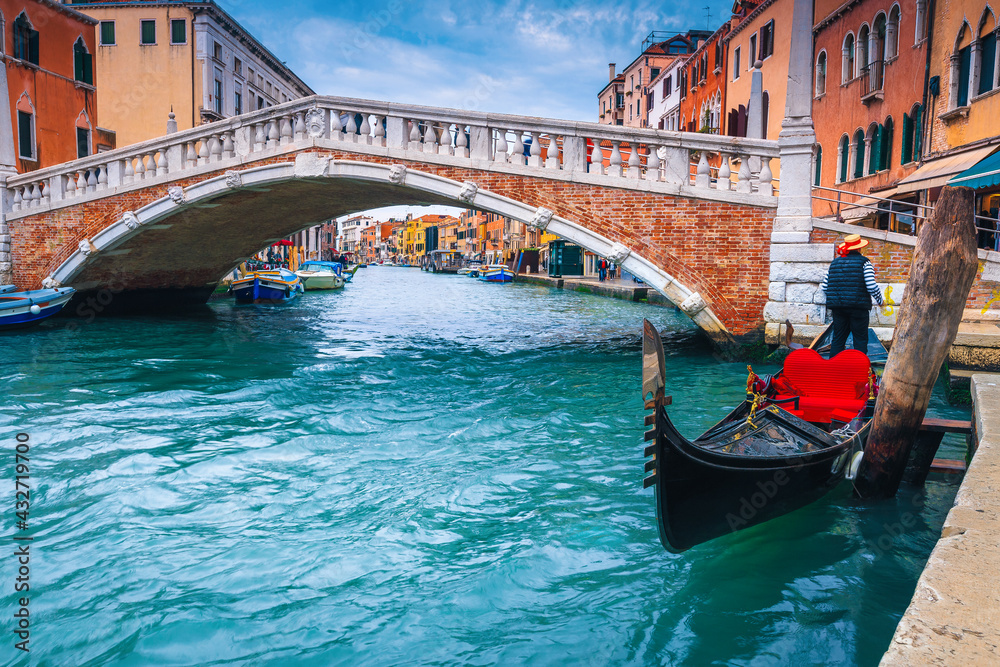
[[67, 0, 313, 147], [647, 57, 685, 130], [3, 0, 115, 172], [725, 0, 787, 140]]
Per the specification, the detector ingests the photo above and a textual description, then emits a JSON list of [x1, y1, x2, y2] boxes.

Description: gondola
[[641, 319, 877, 552]]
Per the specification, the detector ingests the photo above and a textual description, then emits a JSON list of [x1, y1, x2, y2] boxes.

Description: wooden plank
[[930, 458, 967, 473], [643, 474, 657, 489], [644, 444, 655, 457], [644, 428, 656, 442], [644, 414, 655, 427], [644, 458, 656, 473], [918, 417, 973, 434]]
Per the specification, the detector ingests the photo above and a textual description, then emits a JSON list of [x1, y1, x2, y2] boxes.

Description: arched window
[[866, 122, 880, 175], [73, 38, 93, 85], [874, 13, 887, 64], [16, 93, 35, 161], [901, 104, 923, 163], [853, 128, 865, 179], [838, 135, 849, 183], [915, 0, 928, 44], [75, 110, 92, 159], [880, 117, 894, 170], [976, 10, 997, 96], [816, 50, 827, 96], [815, 145, 823, 186], [953, 23, 973, 107], [887, 5, 901, 59], [858, 24, 871, 75], [13, 13, 38, 65], [843, 33, 856, 82]]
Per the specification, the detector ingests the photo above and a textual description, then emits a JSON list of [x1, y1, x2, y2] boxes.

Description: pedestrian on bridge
[[820, 234, 885, 356]]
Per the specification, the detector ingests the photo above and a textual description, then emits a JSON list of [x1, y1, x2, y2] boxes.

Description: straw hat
[[837, 234, 869, 254]]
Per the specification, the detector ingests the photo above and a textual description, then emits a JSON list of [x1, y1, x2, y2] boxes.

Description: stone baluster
[[759, 157, 774, 196], [197, 139, 209, 165], [123, 157, 135, 183], [438, 124, 453, 156], [266, 120, 280, 149], [31, 183, 42, 205], [86, 168, 98, 192], [545, 135, 561, 169], [455, 124, 469, 158], [737, 156, 752, 193], [695, 152, 711, 188], [156, 151, 168, 176], [135, 153, 147, 178], [609, 141, 623, 177], [344, 112, 358, 143], [494, 128, 508, 163], [421, 122, 437, 153], [591, 139, 605, 175], [374, 115, 386, 147], [408, 120, 421, 150], [253, 124, 265, 152], [511, 132, 525, 166], [185, 141, 197, 168], [12, 187, 21, 211], [280, 115, 294, 144], [222, 132, 235, 158], [717, 153, 732, 190], [65, 172, 77, 197], [645, 145, 661, 181], [98, 164, 109, 189], [77, 170, 88, 193], [330, 111, 343, 139], [294, 111, 306, 141], [527, 132, 542, 167], [627, 143, 641, 178], [360, 114, 372, 145], [210, 134, 223, 161]]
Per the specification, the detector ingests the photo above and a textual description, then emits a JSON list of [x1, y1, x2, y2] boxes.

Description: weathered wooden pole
[[854, 187, 979, 499]]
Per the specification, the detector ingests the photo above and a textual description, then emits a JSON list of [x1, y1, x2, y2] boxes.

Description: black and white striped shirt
[[821, 262, 884, 307]]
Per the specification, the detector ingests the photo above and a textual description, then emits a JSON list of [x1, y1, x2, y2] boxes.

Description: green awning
[[948, 148, 1000, 190]]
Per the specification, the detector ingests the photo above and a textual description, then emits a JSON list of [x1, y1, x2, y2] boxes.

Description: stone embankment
[[515, 274, 676, 307], [881, 374, 1000, 665]]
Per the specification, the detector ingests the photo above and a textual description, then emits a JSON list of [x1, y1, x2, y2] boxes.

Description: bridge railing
[[5, 95, 781, 214]]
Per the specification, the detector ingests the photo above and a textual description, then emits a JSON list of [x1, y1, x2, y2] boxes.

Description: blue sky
[[219, 0, 733, 122]]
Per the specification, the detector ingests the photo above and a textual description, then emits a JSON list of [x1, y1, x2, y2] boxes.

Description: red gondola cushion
[[771, 348, 871, 423]]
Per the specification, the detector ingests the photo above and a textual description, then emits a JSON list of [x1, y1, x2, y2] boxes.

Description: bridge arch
[[44, 156, 734, 343]]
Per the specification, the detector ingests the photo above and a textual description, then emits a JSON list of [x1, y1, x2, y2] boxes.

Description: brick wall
[[9, 149, 777, 336]]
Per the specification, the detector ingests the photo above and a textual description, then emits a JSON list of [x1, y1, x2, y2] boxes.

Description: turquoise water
[[2, 268, 966, 666]]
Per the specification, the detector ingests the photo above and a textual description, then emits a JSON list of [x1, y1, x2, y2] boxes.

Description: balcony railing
[[860, 59, 885, 101]]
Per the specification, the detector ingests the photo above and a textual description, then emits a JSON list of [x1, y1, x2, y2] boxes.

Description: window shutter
[[28, 29, 39, 65], [913, 106, 923, 158], [840, 139, 849, 183], [84, 53, 93, 85], [869, 126, 881, 174], [979, 33, 997, 95], [901, 114, 911, 164], [74, 49, 83, 81], [958, 46, 971, 106]]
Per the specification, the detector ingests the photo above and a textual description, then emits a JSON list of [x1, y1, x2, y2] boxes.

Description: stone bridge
[[0, 94, 808, 348]]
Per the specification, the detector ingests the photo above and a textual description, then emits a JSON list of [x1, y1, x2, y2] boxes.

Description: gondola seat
[[770, 348, 871, 424]]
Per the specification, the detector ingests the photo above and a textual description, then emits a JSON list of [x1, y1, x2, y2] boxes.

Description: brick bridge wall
[[10, 149, 777, 338]]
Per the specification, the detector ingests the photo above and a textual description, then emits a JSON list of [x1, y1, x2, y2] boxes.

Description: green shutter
[[28, 29, 39, 65], [840, 139, 848, 182], [83, 53, 93, 85], [74, 49, 83, 81], [101, 22, 115, 45], [869, 126, 881, 174], [901, 113, 911, 164], [913, 105, 923, 159]]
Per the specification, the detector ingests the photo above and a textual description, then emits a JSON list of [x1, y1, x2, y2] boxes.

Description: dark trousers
[[830, 308, 870, 356]]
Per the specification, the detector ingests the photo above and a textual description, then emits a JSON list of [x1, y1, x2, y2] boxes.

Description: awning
[[948, 148, 1000, 189], [896, 145, 999, 193], [837, 188, 900, 220]]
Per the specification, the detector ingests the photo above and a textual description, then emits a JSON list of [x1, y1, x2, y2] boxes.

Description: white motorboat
[[295, 261, 346, 290]]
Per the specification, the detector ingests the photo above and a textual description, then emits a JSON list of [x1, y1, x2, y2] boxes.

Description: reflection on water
[[2, 268, 965, 665]]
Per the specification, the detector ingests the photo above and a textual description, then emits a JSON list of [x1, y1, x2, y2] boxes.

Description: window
[[234, 57, 242, 76], [247, 67, 255, 85], [858, 24, 870, 72], [761, 91, 769, 139], [853, 129, 865, 179], [977, 13, 997, 96], [759, 20, 774, 60], [13, 14, 39, 65], [843, 33, 855, 82], [17, 110, 34, 160], [100, 21, 115, 46], [749, 33, 757, 66], [214, 42, 223, 61], [867, 123, 880, 175], [714, 40, 722, 71], [880, 117, 894, 170], [616, 93, 624, 107], [838, 135, 849, 183], [650, 67, 660, 80], [77, 127, 90, 159], [815, 146, 822, 186], [958, 44, 972, 106], [171, 19, 186, 45], [902, 104, 923, 162], [887, 6, 901, 59], [815, 51, 827, 96], [733, 46, 741, 80], [73, 38, 93, 85], [915, 0, 928, 44], [141, 20, 156, 45], [234, 83, 242, 115], [214, 70, 224, 115]]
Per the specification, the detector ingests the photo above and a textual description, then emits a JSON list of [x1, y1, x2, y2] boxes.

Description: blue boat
[[232, 269, 304, 303], [0, 286, 77, 330], [479, 265, 514, 283]]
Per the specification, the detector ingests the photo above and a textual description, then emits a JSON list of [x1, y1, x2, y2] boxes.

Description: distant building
[[724, 0, 786, 140], [66, 0, 313, 147], [647, 57, 686, 130], [2, 0, 115, 172]]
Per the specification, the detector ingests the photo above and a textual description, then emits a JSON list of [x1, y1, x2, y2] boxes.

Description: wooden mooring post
[[854, 187, 979, 499]]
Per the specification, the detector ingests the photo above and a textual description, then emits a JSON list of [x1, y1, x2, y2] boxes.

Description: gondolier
[[821, 234, 884, 356]]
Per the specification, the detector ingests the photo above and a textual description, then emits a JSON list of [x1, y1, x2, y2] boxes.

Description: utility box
[[548, 240, 583, 277]]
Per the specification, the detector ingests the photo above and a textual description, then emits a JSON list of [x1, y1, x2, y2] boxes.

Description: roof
[[31, 0, 98, 25], [724, 0, 779, 43]]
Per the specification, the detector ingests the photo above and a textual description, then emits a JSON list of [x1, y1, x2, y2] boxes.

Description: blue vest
[[825, 252, 872, 310]]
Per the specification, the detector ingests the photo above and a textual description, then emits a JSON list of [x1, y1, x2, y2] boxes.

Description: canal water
[[2, 268, 967, 666]]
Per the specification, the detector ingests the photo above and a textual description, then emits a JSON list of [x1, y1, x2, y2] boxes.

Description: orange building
[[811, 0, 926, 231], [2, 0, 115, 172]]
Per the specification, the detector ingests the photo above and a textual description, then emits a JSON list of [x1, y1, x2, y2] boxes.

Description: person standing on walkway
[[820, 234, 885, 356], [598, 258, 607, 281]]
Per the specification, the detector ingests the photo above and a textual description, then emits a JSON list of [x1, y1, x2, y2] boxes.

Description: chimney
[[609, 63, 616, 82]]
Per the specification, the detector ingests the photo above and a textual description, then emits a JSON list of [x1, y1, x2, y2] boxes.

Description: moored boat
[[0, 286, 77, 330], [641, 319, 876, 552], [479, 265, 514, 283], [295, 261, 346, 290], [232, 269, 304, 303]]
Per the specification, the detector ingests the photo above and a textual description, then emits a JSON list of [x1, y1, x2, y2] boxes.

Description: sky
[[218, 0, 733, 220]]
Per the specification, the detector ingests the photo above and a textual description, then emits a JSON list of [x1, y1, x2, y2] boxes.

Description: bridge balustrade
[[4, 95, 781, 217]]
